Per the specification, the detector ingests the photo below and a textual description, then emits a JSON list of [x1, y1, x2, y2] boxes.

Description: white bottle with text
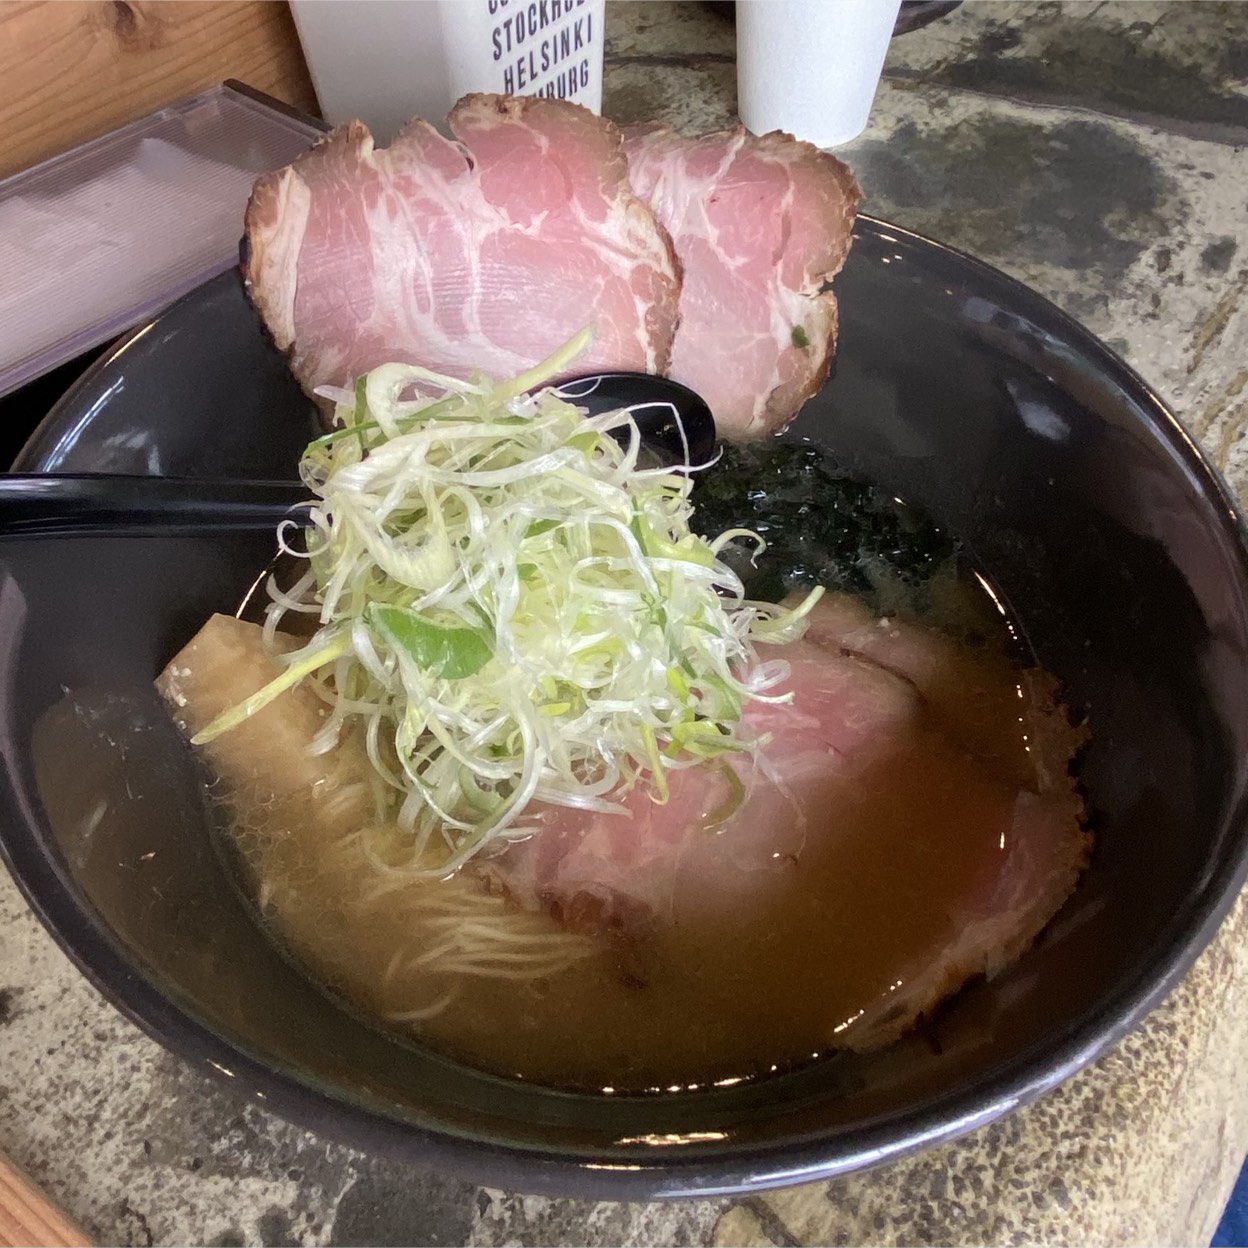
[[291, 0, 606, 144]]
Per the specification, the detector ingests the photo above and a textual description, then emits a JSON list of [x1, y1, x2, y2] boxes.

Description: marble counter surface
[[2, 3, 1247, 1244]]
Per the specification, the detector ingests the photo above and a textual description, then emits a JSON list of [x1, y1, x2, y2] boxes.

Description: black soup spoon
[[0, 373, 718, 536]]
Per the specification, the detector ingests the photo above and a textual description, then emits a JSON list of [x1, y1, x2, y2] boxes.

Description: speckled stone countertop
[[2, 3, 1247, 1245]]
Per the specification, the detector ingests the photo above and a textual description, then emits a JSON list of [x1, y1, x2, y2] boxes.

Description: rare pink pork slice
[[624, 125, 861, 439], [480, 595, 1089, 1051], [482, 638, 921, 940], [244, 95, 681, 396]]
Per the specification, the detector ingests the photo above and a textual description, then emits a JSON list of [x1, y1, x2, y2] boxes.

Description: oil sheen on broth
[[172, 439, 1086, 1093]]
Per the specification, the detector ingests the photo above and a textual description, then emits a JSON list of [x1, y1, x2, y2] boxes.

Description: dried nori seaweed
[[689, 439, 954, 605]]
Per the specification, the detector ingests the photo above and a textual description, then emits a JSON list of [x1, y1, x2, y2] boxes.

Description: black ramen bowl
[[3, 217, 1247, 1197]]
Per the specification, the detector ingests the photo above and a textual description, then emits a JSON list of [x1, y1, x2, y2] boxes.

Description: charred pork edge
[[241, 98, 685, 395]]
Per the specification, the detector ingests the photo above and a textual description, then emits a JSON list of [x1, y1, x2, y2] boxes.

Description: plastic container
[[0, 83, 324, 400]]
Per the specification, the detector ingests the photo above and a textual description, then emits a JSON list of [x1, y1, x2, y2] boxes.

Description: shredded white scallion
[[194, 328, 821, 874]]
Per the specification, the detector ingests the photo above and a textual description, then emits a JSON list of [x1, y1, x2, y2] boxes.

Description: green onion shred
[[194, 327, 820, 874]]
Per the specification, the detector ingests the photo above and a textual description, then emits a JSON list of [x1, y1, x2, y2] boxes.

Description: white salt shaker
[[291, 0, 606, 144], [736, 0, 902, 148]]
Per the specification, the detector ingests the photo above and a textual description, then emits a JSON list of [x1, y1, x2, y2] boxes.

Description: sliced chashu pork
[[481, 638, 921, 940], [624, 124, 861, 438], [244, 94, 681, 396], [481, 594, 1089, 1051], [245, 95, 860, 439]]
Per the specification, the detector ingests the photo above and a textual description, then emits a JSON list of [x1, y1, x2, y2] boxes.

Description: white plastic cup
[[291, 0, 606, 145], [736, 0, 902, 148]]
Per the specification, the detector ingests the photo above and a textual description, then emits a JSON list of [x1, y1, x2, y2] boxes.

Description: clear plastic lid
[[0, 82, 325, 399]]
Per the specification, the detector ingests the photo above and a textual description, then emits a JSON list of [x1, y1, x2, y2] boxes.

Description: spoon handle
[[0, 474, 310, 536], [0, 370, 718, 537]]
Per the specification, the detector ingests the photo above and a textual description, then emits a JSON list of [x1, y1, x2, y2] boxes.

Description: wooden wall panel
[[0, 1, 319, 179]]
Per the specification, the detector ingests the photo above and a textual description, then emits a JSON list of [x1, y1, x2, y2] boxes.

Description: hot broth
[[160, 442, 1088, 1092]]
